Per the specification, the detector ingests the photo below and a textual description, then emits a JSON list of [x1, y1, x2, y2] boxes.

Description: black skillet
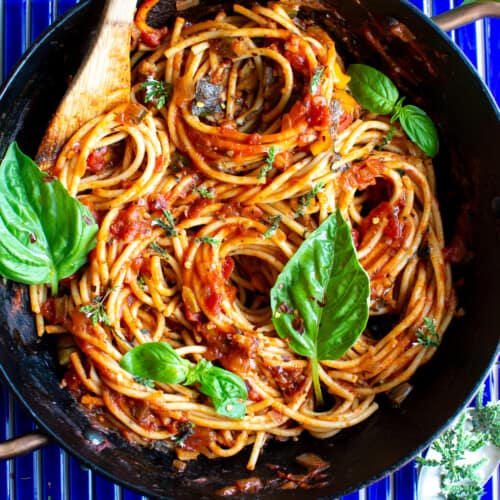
[[0, 0, 499, 498]]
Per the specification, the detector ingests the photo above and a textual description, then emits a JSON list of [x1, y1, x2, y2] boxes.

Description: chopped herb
[[294, 182, 324, 218], [258, 145, 276, 180], [141, 79, 172, 110], [193, 186, 214, 198], [152, 209, 177, 236], [137, 274, 147, 290], [416, 317, 440, 347], [310, 66, 325, 95], [377, 125, 396, 149], [172, 422, 194, 445], [195, 236, 220, 246], [264, 215, 282, 238], [79, 288, 113, 326], [149, 242, 170, 259], [170, 151, 190, 172], [133, 375, 155, 388]]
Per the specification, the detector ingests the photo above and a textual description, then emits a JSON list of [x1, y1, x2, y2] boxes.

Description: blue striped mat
[[0, 1, 498, 498]]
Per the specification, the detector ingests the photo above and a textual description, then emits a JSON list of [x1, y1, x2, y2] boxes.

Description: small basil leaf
[[270, 209, 370, 403], [189, 359, 248, 419], [0, 142, 98, 294], [120, 342, 191, 384], [347, 64, 399, 115], [398, 104, 439, 157]]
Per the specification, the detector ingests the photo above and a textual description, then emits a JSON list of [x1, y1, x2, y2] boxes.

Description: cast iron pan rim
[[340, 348, 500, 497], [0, 0, 92, 103], [397, 0, 499, 118], [0, 0, 498, 498]]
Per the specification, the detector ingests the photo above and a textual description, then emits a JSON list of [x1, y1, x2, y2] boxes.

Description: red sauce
[[443, 235, 466, 264], [86, 146, 110, 174], [270, 364, 307, 398], [140, 28, 168, 48], [178, 425, 216, 453], [62, 367, 86, 400], [221, 257, 235, 280], [341, 158, 385, 191], [110, 205, 152, 242], [283, 35, 310, 73]]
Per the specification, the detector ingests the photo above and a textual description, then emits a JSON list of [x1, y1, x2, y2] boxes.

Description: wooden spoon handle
[[0, 432, 50, 459], [36, 0, 137, 170]]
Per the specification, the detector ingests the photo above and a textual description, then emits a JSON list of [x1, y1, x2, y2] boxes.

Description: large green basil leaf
[[347, 64, 399, 115], [396, 104, 439, 157], [120, 342, 191, 384], [270, 209, 370, 403], [0, 142, 98, 294], [187, 359, 248, 419]]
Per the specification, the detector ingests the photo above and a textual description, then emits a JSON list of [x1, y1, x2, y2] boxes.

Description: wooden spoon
[[36, 0, 137, 171]]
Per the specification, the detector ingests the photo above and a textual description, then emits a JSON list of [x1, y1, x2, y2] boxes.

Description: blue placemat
[[0, 1, 498, 499]]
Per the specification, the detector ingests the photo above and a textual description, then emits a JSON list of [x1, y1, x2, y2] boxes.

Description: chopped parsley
[[416, 317, 440, 347], [193, 186, 214, 198], [141, 79, 172, 110], [149, 242, 170, 259], [310, 66, 325, 95], [195, 236, 220, 246], [377, 125, 397, 150], [172, 421, 194, 445], [170, 151, 190, 172], [137, 274, 147, 291], [134, 375, 155, 388], [152, 209, 177, 237], [294, 182, 324, 218], [264, 215, 282, 238], [258, 145, 276, 180]]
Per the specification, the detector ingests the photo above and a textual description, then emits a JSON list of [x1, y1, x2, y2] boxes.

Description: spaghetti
[[30, 1, 455, 470]]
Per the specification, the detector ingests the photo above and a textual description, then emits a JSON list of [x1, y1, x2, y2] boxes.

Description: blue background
[[0, 1, 498, 498]]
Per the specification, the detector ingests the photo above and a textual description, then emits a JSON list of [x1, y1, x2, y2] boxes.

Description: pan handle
[[0, 432, 50, 459], [432, 1, 500, 31]]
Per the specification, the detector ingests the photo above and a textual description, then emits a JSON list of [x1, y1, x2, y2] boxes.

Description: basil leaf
[[187, 359, 248, 419], [120, 342, 191, 384], [270, 209, 370, 403], [121, 343, 248, 418], [397, 104, 439, 157], [0, 142, 98, 294], [347, 64, 399, 115]]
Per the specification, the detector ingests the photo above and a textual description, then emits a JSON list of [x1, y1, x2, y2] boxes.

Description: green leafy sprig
[[295, 182, 324, 218], [141, 79, 172, 110], [264, 215, 282, 238], [79, 288, 113, 326], [416, 317, 440, 347], [347, 64, 439, 157], [195, 236, 220, 246], [152, 209, 177, 237], [417, 386, 500, 499], [258, 145, 276, 180], [310, 66, 325, 95], [120, 342, 248, 419], [193, 186, 214, 198]]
